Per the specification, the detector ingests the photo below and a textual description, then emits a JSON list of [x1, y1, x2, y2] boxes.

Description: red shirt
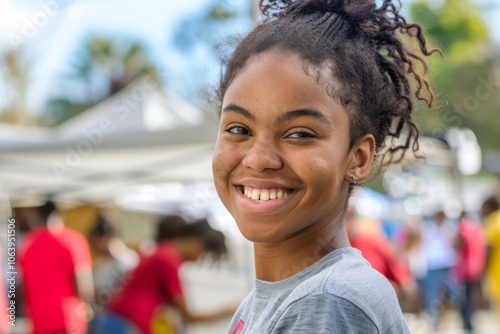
[[19, 227, 92, 334], [455, 218, 487, 283], [108, 242, 184, 334], [350, 235, 413, 291], [0, 248, 9, 333]]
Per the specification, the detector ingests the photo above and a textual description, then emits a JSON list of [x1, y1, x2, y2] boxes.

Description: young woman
[[211, 0, 439, 333]]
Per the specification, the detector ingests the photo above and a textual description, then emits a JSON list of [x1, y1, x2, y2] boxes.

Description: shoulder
[[485, 211, 500, 240], [21, 228, 67, 255], [52, 227, 89, 252], [273, 290, 408, 333], [60, 227, 87, 242], [295, 247, 393, 299], [147, 243, 183, 271], [19, 228, 45, 253], [277, 249, 408, 333], [272, 292, 378, 333], [486, 211, 500, 227], [20, 230, 73, 269]]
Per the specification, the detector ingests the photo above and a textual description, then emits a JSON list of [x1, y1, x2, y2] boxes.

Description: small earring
[[348, 172, 358, 185]]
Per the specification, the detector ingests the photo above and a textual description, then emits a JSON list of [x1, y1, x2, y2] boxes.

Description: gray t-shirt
[[226, 247, 410, 334]]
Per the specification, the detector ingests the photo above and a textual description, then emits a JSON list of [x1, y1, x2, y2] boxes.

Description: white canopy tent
[[0, 77, 219, 207]]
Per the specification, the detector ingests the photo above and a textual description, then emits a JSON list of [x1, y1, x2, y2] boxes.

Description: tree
[[45, 36, 157, 125], [170, 0, 253, 105], [410, 0, 499, 151], [0, 48, 34, 125], [411, 0, 490, 63]]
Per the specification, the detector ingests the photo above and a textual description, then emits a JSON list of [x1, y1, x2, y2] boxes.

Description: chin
[[238, 226, 285, 244]]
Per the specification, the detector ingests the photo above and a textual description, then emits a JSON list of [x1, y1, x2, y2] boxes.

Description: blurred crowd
[[347, 193, 500, 333], [2, 192, 500, 334], [1, 201, 235, 334]]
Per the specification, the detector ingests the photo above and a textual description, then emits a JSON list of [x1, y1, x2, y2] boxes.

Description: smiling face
[[213, 50, 371, 244]]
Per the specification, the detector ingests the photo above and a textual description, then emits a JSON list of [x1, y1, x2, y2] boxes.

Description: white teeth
[[251, 191, 259, 200], [243, 187, 291, 202], [260, 191, 269, 201]]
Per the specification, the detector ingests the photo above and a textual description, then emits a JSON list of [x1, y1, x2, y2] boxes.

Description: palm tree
[[74, 37, 155, 100], [45, 36, 157, 125], [0, 47, 34, 125]]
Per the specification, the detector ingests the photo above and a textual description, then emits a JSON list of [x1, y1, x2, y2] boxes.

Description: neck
[[168, 239, 189, 262], [254, 219, 349, 282]]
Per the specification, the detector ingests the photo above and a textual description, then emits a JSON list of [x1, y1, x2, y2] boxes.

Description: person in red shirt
[[1, 246, 11, 334], [453, 212, 487, 332], [91, 216, 236, 334], [19, 201, 94, 334], [345, 204, 417, 309]]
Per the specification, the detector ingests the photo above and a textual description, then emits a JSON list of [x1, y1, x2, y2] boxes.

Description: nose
[[242, 138, 283, 172]]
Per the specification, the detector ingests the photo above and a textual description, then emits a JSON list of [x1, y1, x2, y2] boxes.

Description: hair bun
[[260, 0, 376, 25]]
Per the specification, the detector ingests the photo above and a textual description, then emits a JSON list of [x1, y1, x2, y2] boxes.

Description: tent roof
[[0, 78, 219, 206]]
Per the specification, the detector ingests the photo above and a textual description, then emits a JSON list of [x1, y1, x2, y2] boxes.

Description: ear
[[345, 134, 375, 184]]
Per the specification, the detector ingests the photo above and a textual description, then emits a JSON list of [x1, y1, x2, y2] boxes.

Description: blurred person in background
[[90, 216, 236, 334], [9, 206, 40, 318], [421, 210, 457, 331], [400, 217, 427, 313], [89, 215, 139, 311], [452, 211, 487, 333], [1, 246, 10, 334], [345, 207, 418, 311], [480, 196, 500, 318], [19, 201, 94, 334]]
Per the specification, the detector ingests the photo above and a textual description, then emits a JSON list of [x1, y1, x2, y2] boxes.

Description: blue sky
[[0, 0, 252, 113], [0, 0, 499, 115]]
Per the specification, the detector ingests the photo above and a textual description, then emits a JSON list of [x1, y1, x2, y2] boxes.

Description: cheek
[[305, 151, 344, 180], [212, 141, 237, 187], [303, 153, 347, 199], [212, 146, 227, 177]]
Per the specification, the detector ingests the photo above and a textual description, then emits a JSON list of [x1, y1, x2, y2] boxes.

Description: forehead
[[223, 50, 345, 119]]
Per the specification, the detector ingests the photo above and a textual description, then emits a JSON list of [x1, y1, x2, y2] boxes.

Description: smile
[[241, 186, 292, 203]]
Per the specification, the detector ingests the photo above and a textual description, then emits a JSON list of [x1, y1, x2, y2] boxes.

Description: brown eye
[[287, 132, 314, 138], [227, 126, 251, 135]]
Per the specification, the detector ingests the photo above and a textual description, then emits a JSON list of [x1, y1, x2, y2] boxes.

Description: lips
[[239, 186, 293, 202]]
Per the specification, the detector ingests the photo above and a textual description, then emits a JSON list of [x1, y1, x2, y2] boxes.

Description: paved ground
[[404, 310, 500, 334]]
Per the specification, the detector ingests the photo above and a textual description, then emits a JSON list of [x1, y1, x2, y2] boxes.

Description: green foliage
[[410, 0, 499, 151], [44, 36, 157, 125], [411, 0, 490, 63], [44, 99, 93, 126], [209, 1, 238, 20], [75, 37, 155, 97], [173, 0, 244, 52]]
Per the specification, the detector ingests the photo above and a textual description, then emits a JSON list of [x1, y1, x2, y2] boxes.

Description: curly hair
[[216, 0, 441, 168]]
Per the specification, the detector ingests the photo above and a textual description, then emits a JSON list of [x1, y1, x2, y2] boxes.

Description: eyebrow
[[276, 108, 331, 126], [222, 104, 256, 123], [221, 104, 331, 126]]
